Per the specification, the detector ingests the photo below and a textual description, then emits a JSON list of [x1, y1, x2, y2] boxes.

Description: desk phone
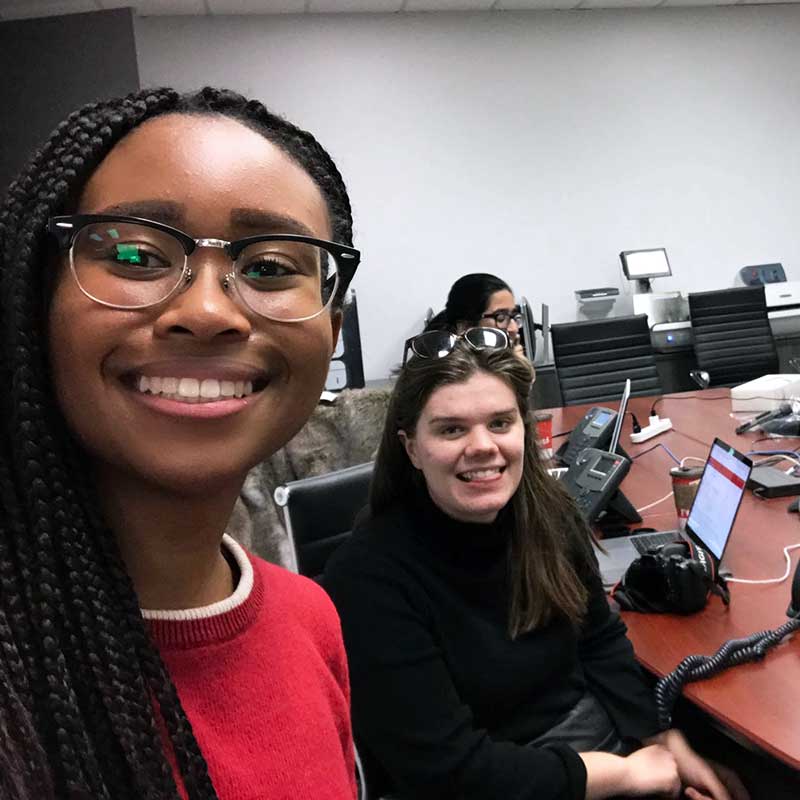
[[558, 406, 618, 466], [561, 448, 631, 524]]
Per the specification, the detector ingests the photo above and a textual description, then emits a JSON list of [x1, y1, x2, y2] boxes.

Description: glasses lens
[[71, 222, 186, 308], [234, 240, 339, 322], [411, 331, 458, 360], [489, 307, 523, 328], [464, 327, 508, 350]]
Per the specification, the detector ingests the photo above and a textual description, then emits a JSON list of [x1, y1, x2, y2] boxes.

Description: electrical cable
[[632, 442, 682, 466], [635, 491, 674, 514], [726, 543, 800, 585], [752, 435, 800, 446], [654, 617, 800, 730], [656, 443, 681, 465], [747, 451, 800, 480], [631, 443, 661, 461], [750, 454, 800, 473], [649, 394, 732, 416], [552, 430, 572, 439], [649, 394, 791, 417], [679, 455, 706, 469]]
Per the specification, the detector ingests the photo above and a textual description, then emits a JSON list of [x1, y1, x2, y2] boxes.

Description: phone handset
[[557, 406, 618, 466], [560, 448, 631, 524]]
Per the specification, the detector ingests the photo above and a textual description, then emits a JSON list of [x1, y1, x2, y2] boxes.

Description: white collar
[[141, 534, 254, 621]]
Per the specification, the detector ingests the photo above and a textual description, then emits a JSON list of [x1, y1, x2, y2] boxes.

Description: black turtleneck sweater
[[323, 490, 659, 800]]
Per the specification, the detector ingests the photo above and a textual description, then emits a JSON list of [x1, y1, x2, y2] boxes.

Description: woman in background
[[427, 273, 525, 355], [325, 331, 746, 800], [0, 86, 359, 799]]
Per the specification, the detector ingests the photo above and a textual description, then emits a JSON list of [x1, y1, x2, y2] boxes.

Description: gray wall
[[0, 8, 139, 192], [135, 8, 800, 381]]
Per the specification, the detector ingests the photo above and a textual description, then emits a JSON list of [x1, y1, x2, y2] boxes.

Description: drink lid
[[670, 465, 704, 479]]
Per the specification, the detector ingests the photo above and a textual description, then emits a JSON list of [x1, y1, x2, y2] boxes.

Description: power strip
[[630, 416, 673, 443]]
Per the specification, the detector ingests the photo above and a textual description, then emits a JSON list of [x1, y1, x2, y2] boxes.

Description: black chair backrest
[[273, 462, 373, 579], [550, 314, 662, 405], [688, 286, 778, 387]]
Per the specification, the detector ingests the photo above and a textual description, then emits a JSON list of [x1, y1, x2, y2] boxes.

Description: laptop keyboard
[[632, 531, 679, 554]]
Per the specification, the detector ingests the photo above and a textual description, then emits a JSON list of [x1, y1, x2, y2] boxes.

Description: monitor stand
[[634, 277, 653, 294]]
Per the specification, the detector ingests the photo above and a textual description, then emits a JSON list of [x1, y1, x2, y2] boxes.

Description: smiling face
[[48, 114, 341, 494], [400, 371, 525, 524]]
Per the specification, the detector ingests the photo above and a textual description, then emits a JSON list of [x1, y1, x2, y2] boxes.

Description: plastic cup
[[670, 465, 704, 530], [535, 412, 554, 462]]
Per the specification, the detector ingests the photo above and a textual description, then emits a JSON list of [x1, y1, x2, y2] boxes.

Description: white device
[[621, 249, 671, 279], [630, 416, 673, 443], [730, 374, 800, 413], [620, 248, 672, 294]]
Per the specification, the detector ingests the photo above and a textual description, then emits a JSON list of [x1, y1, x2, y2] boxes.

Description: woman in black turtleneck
[[324, 332, 748, 800]]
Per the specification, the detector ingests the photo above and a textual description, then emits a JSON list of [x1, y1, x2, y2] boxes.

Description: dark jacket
[[324, 489, 659, 800]]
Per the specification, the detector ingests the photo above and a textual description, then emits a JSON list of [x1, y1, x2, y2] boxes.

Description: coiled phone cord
[[654, 618, 800, 730]]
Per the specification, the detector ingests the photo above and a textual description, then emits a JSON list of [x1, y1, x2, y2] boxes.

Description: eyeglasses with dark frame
[[480, 306, 523, 329], [48, 214, 361, 323], [402, 327, 509, 366]]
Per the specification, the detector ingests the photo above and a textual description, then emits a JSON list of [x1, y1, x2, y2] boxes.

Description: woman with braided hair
[[0, 86, 359, 799]]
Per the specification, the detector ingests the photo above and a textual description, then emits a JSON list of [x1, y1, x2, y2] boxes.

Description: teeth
[[178, 378, 200, 399], [200, 379, 220, 400], [461, 468, 501, 482], [134, 375, 258, 402]]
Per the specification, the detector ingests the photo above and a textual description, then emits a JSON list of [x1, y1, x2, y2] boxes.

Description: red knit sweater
[[144, 537, 356, 800]]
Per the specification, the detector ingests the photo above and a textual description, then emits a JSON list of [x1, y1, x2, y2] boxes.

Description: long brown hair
[[370, 342, 595, 637]]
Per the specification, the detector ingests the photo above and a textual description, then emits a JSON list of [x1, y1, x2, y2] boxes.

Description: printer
[[764, 280, 800, 338]]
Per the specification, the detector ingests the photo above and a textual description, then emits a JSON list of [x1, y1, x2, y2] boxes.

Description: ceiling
[[0, 0, 795, 22]]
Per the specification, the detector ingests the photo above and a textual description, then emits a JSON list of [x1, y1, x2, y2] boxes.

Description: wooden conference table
[[545, 389, 800, 771]]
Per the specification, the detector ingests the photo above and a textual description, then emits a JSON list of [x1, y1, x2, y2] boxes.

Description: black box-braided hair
[[0, 86, 354, 800]]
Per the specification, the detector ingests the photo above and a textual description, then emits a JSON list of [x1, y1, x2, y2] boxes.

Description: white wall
[[135, 8, 800, 381]]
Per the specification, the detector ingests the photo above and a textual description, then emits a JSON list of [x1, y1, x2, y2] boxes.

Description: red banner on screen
[[708, 456, 746, 489]]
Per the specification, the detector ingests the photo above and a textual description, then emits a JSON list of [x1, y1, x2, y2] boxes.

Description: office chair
[[273, 461, 373, 580], [550, 314, 662, 405], [688, 286, 778, 387], [274, 465, 375, 800]]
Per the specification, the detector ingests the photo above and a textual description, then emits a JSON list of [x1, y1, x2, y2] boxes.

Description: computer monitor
[[519, 297, 549, 363], [620, 248, 671, 293], [519, 296, 536, 361]]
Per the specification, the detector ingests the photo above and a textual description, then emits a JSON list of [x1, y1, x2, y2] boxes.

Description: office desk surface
[[546, 390, 800, 770]]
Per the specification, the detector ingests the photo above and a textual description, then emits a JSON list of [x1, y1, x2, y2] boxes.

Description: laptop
[[594, 438, 753, 588], [608, 378, 629, 457]]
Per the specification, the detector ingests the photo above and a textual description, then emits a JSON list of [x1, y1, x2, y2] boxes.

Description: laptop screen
[[609, 378, 631, 455], [686, 440, 752, 560]]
